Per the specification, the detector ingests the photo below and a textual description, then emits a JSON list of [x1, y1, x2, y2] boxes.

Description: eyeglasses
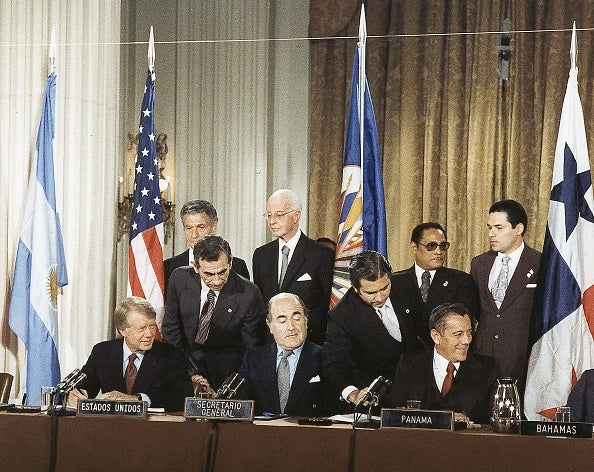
[[264, 209, 298, 221], [417, 241, 451, 251]]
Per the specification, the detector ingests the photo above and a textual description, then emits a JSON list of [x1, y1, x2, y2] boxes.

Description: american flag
[[127, 63, 165, 332]]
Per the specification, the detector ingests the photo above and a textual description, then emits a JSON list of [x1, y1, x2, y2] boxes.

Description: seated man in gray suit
[[162, 235, 266, 390], [386, 303, 497, 424], [237, 293, 323, 416]]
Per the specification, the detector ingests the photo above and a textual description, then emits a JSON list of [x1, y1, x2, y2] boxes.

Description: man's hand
[[346, 387, 369, 405], [67, 388, 88, 408], [191, 375, 215, 396], [100, 391, 138, 401]]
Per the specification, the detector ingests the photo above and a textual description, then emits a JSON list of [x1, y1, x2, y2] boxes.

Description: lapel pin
[[527, 269, 534, 278], [443, 281, 448, 287], [405, 309, 410, 314], [227, 308, 232, 313]]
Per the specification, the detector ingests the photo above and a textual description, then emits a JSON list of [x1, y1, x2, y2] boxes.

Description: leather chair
[[0, 373, 14, 403]]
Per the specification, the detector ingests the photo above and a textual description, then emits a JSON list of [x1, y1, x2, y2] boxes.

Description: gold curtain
[[308, 0, 594, 272]]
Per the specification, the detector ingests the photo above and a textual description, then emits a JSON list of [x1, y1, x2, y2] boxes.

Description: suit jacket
[[164, 248, 250, 291], [79, 339, 193, 411], [391, 265, 479, 349], [470, 244, 541, 392], [567, 369, 594, 423], [162, 267, 267, 389], [386, 349, 497, 424], [238, 341, 323, 416], [323, 285, 414, 411], [252, 233, 334, 344]]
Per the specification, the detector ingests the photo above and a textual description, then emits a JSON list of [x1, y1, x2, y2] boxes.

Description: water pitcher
[[491, 377, 521, 433]]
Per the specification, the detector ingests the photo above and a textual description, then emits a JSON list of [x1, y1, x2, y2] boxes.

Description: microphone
[[62, 372, 87, 394], [214, 373, 245, 399], [356, 376, 391, 408], [55, 368, 81, 392]]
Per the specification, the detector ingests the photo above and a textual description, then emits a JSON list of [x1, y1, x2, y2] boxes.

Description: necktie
[[195, 289, 216, 344], [377, 306, 402, 342], [491, 256, 511, 306], [279, 245, 290, 287], [441, 362, 455, 397], [420, 271, 431, 302], [124, 353, 138, 394], [278, 349, 293, 413]]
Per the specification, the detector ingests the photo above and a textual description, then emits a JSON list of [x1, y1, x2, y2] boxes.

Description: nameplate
[[77, 399, 147, 418], [520, 421, 593, 439], [184, 398, 254, 421], [380, 408, 454, 430]]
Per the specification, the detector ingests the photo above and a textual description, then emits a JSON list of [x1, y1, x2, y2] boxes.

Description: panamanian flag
[[524, 25, 594, 420]]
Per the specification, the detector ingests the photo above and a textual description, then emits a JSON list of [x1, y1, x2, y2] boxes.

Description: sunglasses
[[417, 241, 451, 251]]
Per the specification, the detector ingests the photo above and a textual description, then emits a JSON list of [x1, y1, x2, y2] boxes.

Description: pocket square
[[526, 283, 537, 288], [297, 273, 312, 282], [309, 375, 321, 383]]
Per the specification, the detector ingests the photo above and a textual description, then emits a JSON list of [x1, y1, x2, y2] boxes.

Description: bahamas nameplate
[[77, 399, 147, 418], [520, 421, 593, 439], [184, 398, 254, 421], [380, 409, 454, 430]]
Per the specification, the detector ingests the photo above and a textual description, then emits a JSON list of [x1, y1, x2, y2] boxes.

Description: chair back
[[0, 373, 14, 403]]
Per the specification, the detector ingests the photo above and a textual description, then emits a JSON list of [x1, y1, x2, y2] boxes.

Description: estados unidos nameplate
[[521, 421, 593, 439], [381, 408, 454, 430], [184, 398, 254, 421], [77, 399, 147, 418]]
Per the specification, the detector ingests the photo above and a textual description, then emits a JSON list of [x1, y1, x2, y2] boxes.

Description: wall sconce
[[117, 132, 176, 243]]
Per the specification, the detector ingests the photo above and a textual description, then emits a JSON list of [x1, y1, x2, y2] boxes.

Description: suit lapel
[[209, 273, 241, 334], [479, 252, 498, 308], [106, 341, 126, 393], [449, 355, 480, 410], [262, 344, 281, 411], [285, 342, 318, 412], [134, 344, 165, 393], [500, 248, 535, 310], [280, 234, 307, 290]]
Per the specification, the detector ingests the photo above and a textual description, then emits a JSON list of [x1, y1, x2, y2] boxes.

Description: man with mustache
[[391, 222, 478, 350]]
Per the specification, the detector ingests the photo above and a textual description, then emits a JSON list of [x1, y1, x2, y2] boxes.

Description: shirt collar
[[122, 339, 145, 362], [433, 348, 460, 372], [278, 229, 302, 253], [276, 343, 304, 358], [497, 241, 524, 263], [414, 263, 436, 283]]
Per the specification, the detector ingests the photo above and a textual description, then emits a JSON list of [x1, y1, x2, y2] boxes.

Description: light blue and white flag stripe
[[8, 71, 68, 405]]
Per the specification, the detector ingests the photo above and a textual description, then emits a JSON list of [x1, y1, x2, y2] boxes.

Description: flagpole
[[570, 22, 576, 71], [358, 6, 366, 199], [49, 27, 56, 75], [148, 25, 155, 71]]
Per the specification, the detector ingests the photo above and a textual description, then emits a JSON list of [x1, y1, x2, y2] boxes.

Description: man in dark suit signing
[[252, 189, 334, 345], [162, 235, 266, 390], [68, 297, 193, 411], [391, 222, 479, 349], [386, 303, 497, 424], [238, 293, 323, 416], [164, 200, 250, 291], [470, 199, 541, 396], [323, 251, 414, 412]]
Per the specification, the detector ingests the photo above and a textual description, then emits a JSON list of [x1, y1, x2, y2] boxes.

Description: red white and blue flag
[[127, 29, 165, 332], [524, 25, 594, 420], [331, 6, 387, 306]]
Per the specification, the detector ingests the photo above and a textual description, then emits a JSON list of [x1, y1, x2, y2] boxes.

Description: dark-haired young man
[[471, 199, 541, 396], [323, 251, 414, 411]]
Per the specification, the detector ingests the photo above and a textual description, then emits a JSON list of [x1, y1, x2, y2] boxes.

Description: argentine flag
[[8, 71, 68, 405]]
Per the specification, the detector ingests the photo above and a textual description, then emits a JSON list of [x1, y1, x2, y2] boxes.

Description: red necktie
[[441, 362, 455, 397], [195, 290, 216, 344], [124, 353, 138, 394]]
